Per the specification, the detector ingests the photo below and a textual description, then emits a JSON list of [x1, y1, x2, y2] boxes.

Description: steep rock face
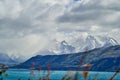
[[13, 45, 120, 71]]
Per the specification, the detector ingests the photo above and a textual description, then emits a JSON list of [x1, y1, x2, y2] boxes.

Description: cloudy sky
[[0, 0, 120, 58]]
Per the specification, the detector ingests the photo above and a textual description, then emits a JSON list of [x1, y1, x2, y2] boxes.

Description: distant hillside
[[0, 53, 17, 66], [12, 45, 120, 71]]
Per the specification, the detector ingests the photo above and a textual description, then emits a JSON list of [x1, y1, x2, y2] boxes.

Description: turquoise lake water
[[0, 69, 120, 80]]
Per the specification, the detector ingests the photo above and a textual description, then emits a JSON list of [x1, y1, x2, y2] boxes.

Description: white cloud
[[0, 0, 119, 58], [0, 34, 50, 58], [0, 0, 22, 19]]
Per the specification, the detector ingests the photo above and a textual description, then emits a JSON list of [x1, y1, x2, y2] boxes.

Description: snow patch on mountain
[[8, 53, 26, 63], [35, 32, 119, 55], [46, 34, 118, 55], [0, 52, 15, 64]]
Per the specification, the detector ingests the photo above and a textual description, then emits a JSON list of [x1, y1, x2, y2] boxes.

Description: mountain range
[[12, 45, 120, 71], [0, 53, 16, 66], [0, 35, 119, 71], [37, 35, 118, 55], [0, 52, 25, 66]]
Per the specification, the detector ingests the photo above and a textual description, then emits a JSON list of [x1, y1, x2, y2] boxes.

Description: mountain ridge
[[0, 52, 16, 66], [36, 35, 119, 55], [12, 45, 120, 71]]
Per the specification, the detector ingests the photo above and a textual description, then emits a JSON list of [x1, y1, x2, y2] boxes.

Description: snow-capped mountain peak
[[61, 40, 68, 45], [35, 32, 118, 55], [47, 35, 118, 55], [8, 53, 26, 63]]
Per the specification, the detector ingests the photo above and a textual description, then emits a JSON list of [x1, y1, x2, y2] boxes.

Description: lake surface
[[0, 69, 120, 80]]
